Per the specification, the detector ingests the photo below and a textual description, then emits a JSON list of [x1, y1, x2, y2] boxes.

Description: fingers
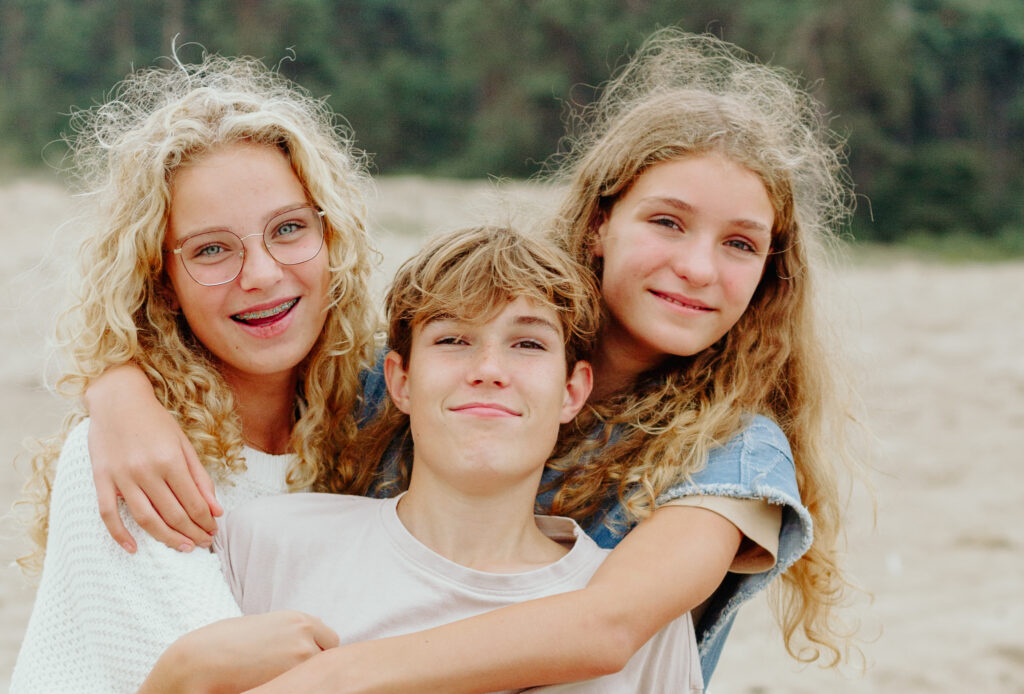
[[182, 433, 223, 518], [118, 484, 207, 552], [166, 461, 218, 537], [95, 477, 137, 553], [309, 617, 339, 651], [155, 474, 218, 547], [273, 612, 339, 653]]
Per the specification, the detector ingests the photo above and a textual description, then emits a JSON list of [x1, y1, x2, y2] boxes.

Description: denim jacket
[[359, 360, 812, 684], [539, 415, 813, 683]]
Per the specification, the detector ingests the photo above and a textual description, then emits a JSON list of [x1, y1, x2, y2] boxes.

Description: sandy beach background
[[1, 177, 1021, 693]]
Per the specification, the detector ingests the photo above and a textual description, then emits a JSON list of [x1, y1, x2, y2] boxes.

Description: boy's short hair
[[386, 225, 600, 368]]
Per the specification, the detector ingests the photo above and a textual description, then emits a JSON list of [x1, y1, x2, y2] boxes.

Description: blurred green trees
[[1, 0, 1021, 241]]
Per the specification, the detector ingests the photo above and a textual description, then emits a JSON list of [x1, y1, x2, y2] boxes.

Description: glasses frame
[[170, 205, 326, 287]]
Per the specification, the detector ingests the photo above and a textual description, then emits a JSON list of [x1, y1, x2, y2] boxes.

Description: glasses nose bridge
[[235, 228, 274, 261], [236, 229, 266, 249]]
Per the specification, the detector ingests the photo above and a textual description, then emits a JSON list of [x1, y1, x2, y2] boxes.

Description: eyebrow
[[177, 201, 311, 239], [643, 196, 772, 235], [512, 315, 562, 336], [425, 313, 562, 336]]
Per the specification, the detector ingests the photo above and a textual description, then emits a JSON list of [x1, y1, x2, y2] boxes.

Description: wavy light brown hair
[[18, 53, 378, 575], [325, 225, 601, 495], [544, 30, 863, 667]]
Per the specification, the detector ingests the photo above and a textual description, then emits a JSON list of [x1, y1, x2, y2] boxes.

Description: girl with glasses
[[12, 53, 378, 692]]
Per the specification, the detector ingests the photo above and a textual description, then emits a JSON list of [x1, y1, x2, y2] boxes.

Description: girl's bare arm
[[138, 612, 338, 694], [85, 364, 220, 552]]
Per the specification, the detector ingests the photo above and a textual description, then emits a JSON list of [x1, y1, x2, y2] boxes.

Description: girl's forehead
[[166, 143, 306, 241]]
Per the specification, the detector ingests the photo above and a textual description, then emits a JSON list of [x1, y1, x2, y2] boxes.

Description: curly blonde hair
[[326, 225, 601, 496], [544, 31, 863, 667], [18, 52, 378, 575]]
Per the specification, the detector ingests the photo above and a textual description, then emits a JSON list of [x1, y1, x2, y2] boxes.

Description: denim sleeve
[[356, 348, 390, 426], [656, 414, 814, 683]]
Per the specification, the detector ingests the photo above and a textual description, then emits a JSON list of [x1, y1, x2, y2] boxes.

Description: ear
[[591, 211, 610, 259], [383, 350, 412, 415], [559, 360, 593, 424], [591, 222, 606, 259]]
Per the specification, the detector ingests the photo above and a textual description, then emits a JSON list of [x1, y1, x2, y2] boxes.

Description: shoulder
[[223, 493, 377, 544], [216, 494, 381, 594], [56, 418, 92, 465], [48, 418, 100, 510], [658, 414, 813, 569], [667, 415, 797, 499]]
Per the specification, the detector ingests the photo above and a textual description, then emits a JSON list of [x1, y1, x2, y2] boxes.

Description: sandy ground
[[1, 178, 1022, 692]]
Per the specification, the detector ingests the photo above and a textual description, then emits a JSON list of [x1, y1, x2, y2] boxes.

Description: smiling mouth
[[651, 291, 713, 312], [231, 298, 299, 326], [451, 403, 521, 417]]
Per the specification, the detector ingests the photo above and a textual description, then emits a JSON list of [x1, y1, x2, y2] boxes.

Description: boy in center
[[158, 226, 703, 692]]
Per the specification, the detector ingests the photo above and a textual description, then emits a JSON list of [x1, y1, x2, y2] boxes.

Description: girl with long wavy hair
[[11, 53, 378, 692], [70, 30, 863, 691]]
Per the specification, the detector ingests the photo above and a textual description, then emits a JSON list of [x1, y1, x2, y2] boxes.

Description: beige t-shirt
[[217, 493, 704, 693]]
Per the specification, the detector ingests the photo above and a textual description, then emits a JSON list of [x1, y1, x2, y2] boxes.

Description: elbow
[[581, 612, 649, 677]]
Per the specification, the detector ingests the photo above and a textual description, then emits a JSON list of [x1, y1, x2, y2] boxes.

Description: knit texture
[[11, 419, 293, 694]]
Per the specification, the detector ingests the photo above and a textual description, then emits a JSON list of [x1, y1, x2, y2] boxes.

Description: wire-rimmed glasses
[[171, 205, 326, 286]]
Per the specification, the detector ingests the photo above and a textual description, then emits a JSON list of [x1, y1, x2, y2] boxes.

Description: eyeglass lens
[[179, 206, 324, 286]]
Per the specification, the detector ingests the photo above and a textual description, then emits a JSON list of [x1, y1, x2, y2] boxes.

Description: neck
[[589, 325, 663, 401], [396, 467, 567, 573], [221, 367, 297, 455]]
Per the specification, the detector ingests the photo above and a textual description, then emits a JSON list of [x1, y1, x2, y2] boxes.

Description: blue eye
[[196, 244, 227, 257], [270, 221, 303, 240], [651, 217, 682, 231], [188, 240, 236, 264], [725, 238, 756, 253]]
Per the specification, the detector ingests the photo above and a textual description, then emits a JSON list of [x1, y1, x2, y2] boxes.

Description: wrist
[[140, 633, 219, 694]]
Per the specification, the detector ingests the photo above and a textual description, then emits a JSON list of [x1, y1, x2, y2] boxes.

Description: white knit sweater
[[10, 419, 295, 694]]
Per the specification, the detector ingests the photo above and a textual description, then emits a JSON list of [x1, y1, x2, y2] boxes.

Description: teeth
[[661, 294, 710, 311], [234, 298, 298, 321]]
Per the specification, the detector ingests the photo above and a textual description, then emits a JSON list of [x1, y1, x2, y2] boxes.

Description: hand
[[85, 364, 222, 553], [139, 612, 339, 694]]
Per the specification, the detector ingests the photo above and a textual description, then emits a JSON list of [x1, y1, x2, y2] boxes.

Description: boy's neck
[[396, 469, 569, 573]]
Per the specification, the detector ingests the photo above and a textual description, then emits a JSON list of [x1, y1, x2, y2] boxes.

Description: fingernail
[[178, 543, 194, 553], [199, 540, 212, 549], [122, 542, 136, 553]]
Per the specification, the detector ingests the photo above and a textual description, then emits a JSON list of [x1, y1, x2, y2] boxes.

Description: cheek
[[724, 265, 767, 317], [601, 237, 660, 291], [311, 255, 333, 309]]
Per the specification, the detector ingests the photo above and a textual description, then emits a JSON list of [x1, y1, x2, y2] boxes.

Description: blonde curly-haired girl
[[12, 53, 378, 692]]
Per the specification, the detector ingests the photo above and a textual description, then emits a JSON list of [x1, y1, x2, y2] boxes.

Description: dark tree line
[[2, 0, 1022, 241]]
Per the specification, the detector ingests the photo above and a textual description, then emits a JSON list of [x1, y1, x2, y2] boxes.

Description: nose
[[468, 343, 509, 387], [237, 233, 283, 290], [670, 234, 717, 287]]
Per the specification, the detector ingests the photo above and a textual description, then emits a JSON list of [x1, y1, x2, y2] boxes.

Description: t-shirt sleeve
[[11, 419, 243, 694], [659, 495, 781, 574]]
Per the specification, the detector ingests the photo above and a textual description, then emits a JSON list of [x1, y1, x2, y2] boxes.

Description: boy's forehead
[[418, 298, 564, 335]]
